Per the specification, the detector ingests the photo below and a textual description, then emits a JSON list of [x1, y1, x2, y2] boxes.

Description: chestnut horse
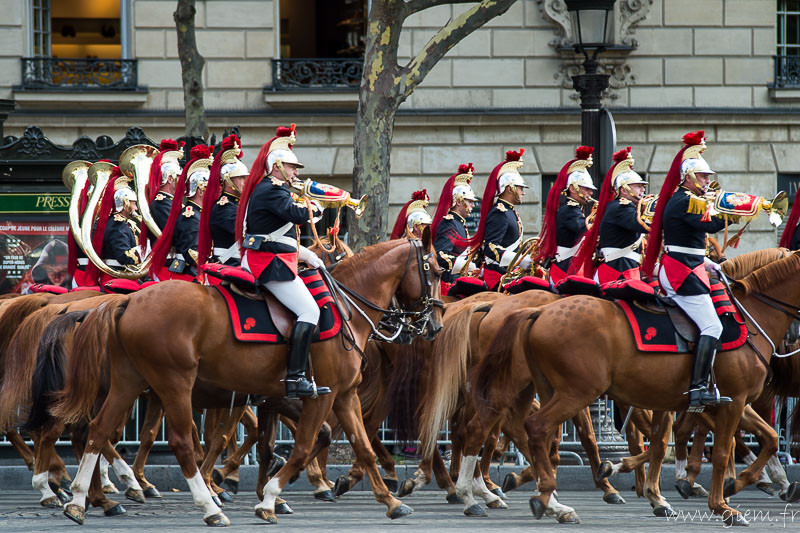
[[52, 236, 443, 526], [491, 248, 800, 525]]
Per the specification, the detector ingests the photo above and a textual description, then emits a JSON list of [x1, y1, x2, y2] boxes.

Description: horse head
[[395, 226, 444, 341]]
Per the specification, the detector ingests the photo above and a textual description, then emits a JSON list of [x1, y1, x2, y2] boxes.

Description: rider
[[145, 139, 184, 245], [537, 147, 596, 285], [390, 190, 433, 240], [431, 164, 477, 287], [570, 147, 649, 284], [641, 131, 734, 411], [464, 150, 527, 291], [234, 124, 331, 399], [149, 144, 213, 282], [197, 134, 249, 269], [779, 188, 800, 251]]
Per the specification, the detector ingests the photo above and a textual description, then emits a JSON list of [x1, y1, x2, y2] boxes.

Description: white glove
[[518, 256, 532, 271], [704, 257, 721, 273], [452, 250, 470, 272], [298, 245, 325, 269]]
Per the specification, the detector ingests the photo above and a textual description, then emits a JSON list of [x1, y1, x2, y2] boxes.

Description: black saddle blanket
[[215, 269, 341, 343]]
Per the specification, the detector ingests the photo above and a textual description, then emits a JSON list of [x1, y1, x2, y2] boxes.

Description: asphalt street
[[0, 487, 798, 532]]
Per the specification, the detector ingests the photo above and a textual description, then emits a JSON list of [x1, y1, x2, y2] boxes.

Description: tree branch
[[399, 0, 518, 98], [405, 0, 479, 17]]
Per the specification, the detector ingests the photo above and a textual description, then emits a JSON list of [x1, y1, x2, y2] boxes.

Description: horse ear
[[422, 225, 433, 251]]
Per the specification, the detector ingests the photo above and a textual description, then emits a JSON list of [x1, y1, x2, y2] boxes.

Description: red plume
[[432, 164, 474, 242], [159, 139, 178, 151], [612, 147, 631, 163], [505, 148, 524, 162], [457, 163, 472, 174], [411, 189, 428, 201], [391, 201, 413, 239], [682, 130, 705, 146], [198, 135, 241, 267], [97, 159, 112, 163], [190, 144, 212, 160], [575, 146, 594, 160], [780, 192, 800, 248]]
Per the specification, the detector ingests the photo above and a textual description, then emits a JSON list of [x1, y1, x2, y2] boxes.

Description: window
[[51, 0, 121, 59], [775, 1, 800, 87], [31, 0, 51, 57]]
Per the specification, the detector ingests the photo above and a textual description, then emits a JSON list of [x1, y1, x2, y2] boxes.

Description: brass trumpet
[[120, 144, 160, 237], [585, 197, 599, 229], [497, 237, 539, 289], [289, 178, 368, 219], [81, 161, 151, 279], [63, 160, 92, 254]]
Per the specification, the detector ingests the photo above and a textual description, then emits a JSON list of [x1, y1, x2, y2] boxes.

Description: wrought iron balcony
[[773, 55, 800, 88], [270, 58, 362, 91], [20, 57, 139, 90]]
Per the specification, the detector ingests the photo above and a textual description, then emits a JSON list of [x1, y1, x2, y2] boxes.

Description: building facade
[[1, 0, 798, 254]]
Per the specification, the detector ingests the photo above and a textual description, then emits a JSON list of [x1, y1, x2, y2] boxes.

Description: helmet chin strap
[[223, 175, 241, 195], [685, 170, 706, 193], [571, 184, 590, 205], [508, 185, 522, 204]]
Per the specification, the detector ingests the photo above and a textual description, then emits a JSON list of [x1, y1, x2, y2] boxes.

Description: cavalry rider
[[464, 150, 527, 291], [144, 139, 183, 245], [149, 144, 214, 282], [570, 147, 649, 284], [779, 187, 800, 251], [390, 190, 433, 240], [431, 164, 477, 287], [641, 131, 734, 410], [536, 146, 595, 285], [197, 134, 249, 270], [234, 124, 330, 399]]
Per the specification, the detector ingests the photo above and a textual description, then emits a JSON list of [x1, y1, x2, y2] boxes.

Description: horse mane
[[720, 249, 800, 295], [329, 239, 407, 286]]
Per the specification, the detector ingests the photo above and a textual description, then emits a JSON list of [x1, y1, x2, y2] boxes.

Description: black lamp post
[[565, 0, 616, 186]]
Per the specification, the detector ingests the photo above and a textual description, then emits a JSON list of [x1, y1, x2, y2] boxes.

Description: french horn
[[62, 160, 92, 254], [120, 144, 161, 237], [80, 161, 151, 279]]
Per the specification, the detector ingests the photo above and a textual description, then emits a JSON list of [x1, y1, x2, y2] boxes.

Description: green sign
[[0, 193, 71, 214]]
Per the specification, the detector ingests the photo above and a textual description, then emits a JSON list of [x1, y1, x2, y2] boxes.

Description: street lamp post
[[565, 0, 616, 186]]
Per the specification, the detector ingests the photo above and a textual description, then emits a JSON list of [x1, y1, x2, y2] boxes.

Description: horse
[[49, 235, 443, 526], [486, 248, 800, 525]]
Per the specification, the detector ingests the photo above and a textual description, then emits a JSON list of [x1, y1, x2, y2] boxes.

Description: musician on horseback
[[570, 147, 648, 284], [390, 190, 433, 240], [642, 131, 733, 410], [146, 139, 184, 237], [431, 164, 477, 285], [97, 167, 142, 284], [779, 187, 800, 251], [235, 125, 330, 399], [536, 146, 595, 285]]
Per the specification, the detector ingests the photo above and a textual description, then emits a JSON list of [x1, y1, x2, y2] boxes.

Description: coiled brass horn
[[120, 144, 161, 237], [81, 161, 151, 279], [62, 160, 92, 254]]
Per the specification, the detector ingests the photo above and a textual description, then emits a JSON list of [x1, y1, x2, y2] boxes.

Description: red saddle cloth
[[213, 268, 341, 344], [616, 282, 746, 353], [29, 284, 68, 295]]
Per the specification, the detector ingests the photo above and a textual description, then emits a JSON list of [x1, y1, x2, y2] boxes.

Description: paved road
[[0, 488, 798, 532]]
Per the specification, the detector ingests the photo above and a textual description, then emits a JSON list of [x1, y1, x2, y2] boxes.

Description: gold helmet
[[452, 163, 478, 205], [610, 147, 647, 196]]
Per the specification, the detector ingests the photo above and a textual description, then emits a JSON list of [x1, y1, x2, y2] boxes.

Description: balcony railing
[[20, 57, 139, 90], [270, 58, 362, 91], [773, 55, 800, 88]]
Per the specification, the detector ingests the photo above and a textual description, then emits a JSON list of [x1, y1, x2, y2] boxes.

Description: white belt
[[665, 245, 705, 256], [249, 221, 297, 250], [601, 247, 641, 263], [555, 241, 582, 262], [214, 242, 240, 263], [106, 259, 123, 267], [77, 258, 89, 266], [174, 253, 185, 261]]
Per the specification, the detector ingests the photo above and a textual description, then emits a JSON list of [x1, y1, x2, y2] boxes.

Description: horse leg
[[431, 446, 461, 503], [30, 426, 65, 507], [624, 419, 646, 498], [7, 430, 35, 470], [705, 402, 748, 525], [453, 411, 506, 517], [684, 419, 711, 497], [216, 406, 258, 495], [672, 411, 692, 495], [133, 390, 164, 498], [572, 405, 624, 504], [722, 405, 779, 498], [641, 410, 676, 517], [373, 437, 399, 493], [255, 406, 279, 501], [199, 407, 242, 505], [398, 452, 435, 499], [478, 421, 505, 498], [306, 457, 335, 501]]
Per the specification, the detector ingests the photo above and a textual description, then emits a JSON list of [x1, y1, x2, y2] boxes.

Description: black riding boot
[[687, 335, 732, 411], [284, 322, 331, 399]]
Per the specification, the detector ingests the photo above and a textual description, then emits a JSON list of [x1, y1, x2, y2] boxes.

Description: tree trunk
[[174, 0, 208, 140]]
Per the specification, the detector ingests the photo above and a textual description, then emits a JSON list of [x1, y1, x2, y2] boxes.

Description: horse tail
[[417, 301, 490, 459], [23, 310, 90, 431], [386, 339, 426, 442], [51, 296, 128, 424], [470, 307, 541, 427], [0, 304, 65, 431]]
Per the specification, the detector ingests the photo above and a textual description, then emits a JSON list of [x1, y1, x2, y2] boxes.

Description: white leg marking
[[186, 471, 222, 519], [674, 458, 687, 480], [472, 474, 502, 505], [255, 476, 281, 512], [409, 468, 428, 494], [32, 471, 58, 503], [611, 461, 623, 476], [767, 455, 790, 491], [455, 455, 479, 510], [545, 494, 576, 519], [111, 457, 142, 491], [70, 452, 100, 510]]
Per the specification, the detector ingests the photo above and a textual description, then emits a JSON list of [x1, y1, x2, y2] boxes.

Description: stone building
[[0, 0, 797, 252]]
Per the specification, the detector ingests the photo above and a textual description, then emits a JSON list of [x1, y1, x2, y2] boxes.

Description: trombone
[[120, 144, 161, 237]]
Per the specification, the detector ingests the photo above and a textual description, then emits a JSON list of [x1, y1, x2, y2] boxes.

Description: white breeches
[[659, 268, 723, 339], [263, 276, 320, 325]]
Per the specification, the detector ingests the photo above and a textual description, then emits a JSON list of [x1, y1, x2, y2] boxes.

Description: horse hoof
[[603, 492, 626, 505], [60, 478, 72, 491], [723, 478, 737, 498], [691, 484, 709, 498], [490, 487, 507, 500], [103, 483, 119, 494], [255, 508, 277, 524], [64, 504, 86, 525], [333, 476, 351, 498], [124, 487, 146, 504], [446, 492, 464, 504], [104, 503, 126, 517], [217, 490, 233, 503], [675, 479, 692, 500], [223, 478, 239, 495], [783, 482, 800, 503], [266, 455, 286, 479], [558, 511, 581, 524], [212, 468, 224, 486], [143, 486, 162, 499], [724, 513, 749, 527], [382, 478, 398, 493], [501, 473, 518, 493], [756, 481, 776, 496], [529, 497, 546, 519], [388, 503, 413, 520], [314, 489, 336, 502], [463, 503, 487, 517], [652, 505, 677, 518], [275, 502, 293, 515], [597, 460, 614, 481], [487, 499, 507, 510], [40, 496, 62, 508], [204, 512, 230, 527], [396, 478, 414, 498], [56, 489, 72, 504]]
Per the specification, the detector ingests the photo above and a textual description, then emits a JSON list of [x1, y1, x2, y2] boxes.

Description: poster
[[0, 220, 70, 294]]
